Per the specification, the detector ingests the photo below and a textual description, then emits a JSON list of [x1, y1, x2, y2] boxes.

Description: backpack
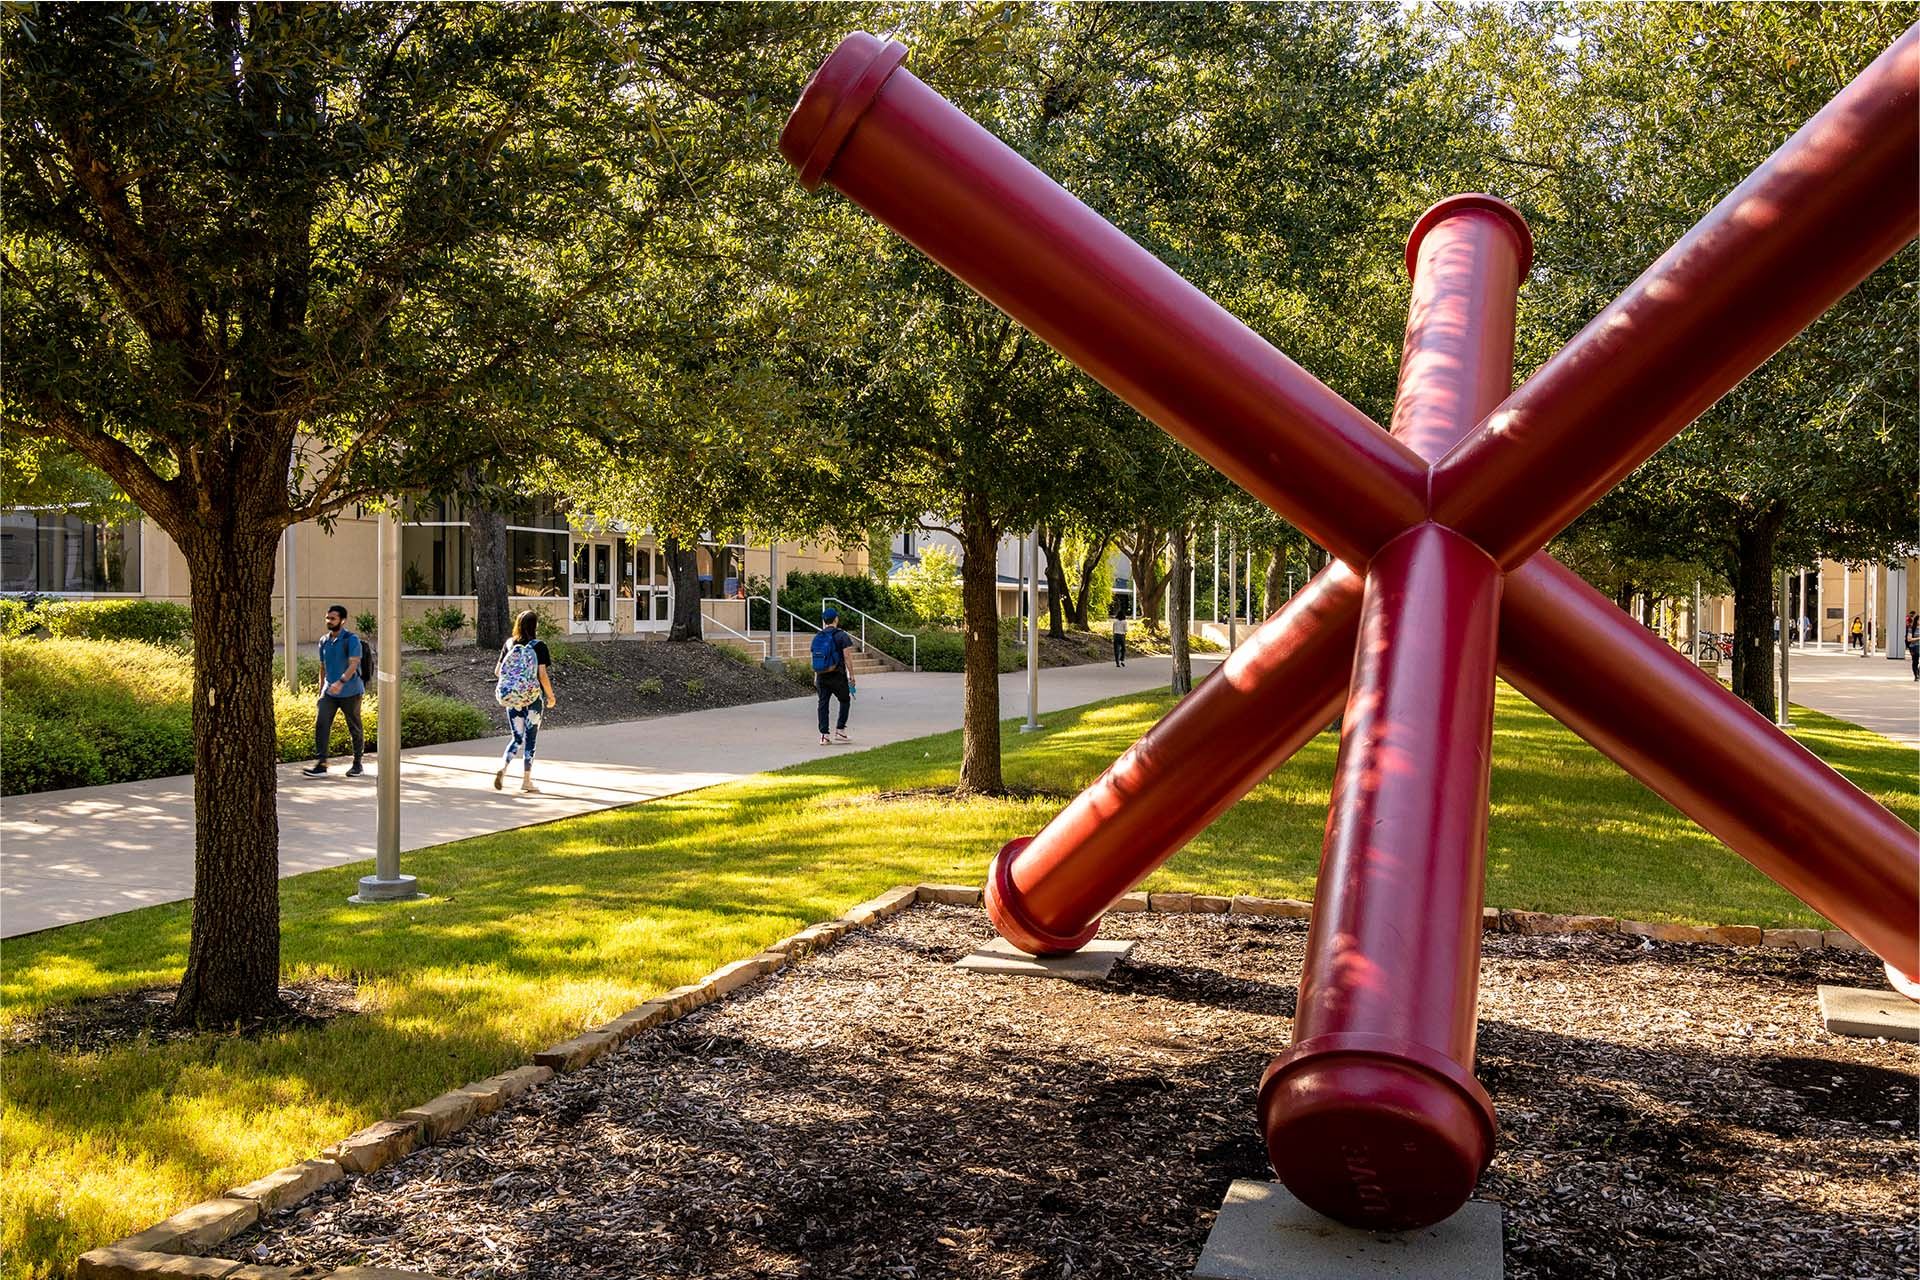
[[352, 633, 374, 686], [495, 641, 543, 708], [810, 628, 840, 673]]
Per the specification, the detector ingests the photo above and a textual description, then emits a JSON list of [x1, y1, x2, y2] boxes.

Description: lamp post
[[1776, 568, 1793, 730], [1227, 530, 1239, 652], [1022, 526, 1042, 732], [352, 507, 422, 904], [282, 524, 299, 694]]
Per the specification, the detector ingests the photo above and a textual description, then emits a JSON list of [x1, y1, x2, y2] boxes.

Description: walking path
[[0, 657, 1214, 938], [1784, 646, 1919, 746]]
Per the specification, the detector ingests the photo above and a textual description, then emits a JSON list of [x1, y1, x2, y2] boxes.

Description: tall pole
[[1022, 526, 1041, 733], [1212, 523, 1220, 623], [1693, 579, 1703, 659], [354, 508, 421, 904], [282, 524, 300, 694], [1887, 563, 1909, 662], [768, 540, 780, 661], [1228, 530, 1239, 652], [1776, 568, 1793, 729], [1843, 560, 1851, 652]]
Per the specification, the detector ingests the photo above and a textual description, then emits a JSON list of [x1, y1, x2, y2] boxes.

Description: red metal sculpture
[[782, 27, 1920, 1232]]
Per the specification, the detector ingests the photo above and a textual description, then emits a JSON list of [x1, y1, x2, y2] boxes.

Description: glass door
[[634, 545, 672, 631], [570, 539, 614, 634]]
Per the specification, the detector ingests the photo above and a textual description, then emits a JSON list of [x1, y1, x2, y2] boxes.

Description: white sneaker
[[834, 730, 851, 743], [819, 733, 832, 745]]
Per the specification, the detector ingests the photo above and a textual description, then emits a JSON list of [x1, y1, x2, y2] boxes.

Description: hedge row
[[0, 638, 489, 796], [1, 597, 194, 645]]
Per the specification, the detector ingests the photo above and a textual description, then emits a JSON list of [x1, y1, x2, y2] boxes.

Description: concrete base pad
[[1819, 985, 1920, 1043], [1193, 1180, 1503, 1280], [955, 937, 1134, 980], [348, 874, 424, 905]]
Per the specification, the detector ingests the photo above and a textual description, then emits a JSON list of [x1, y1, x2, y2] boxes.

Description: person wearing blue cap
[[809, 606, 857, 744]]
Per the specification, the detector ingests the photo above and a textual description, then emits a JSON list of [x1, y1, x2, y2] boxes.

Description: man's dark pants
[[316, 693, 364, 764], [816, 670, 850, 734]]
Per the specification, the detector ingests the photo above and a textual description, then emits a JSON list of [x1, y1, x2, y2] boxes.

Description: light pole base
[[349, 874, 424, 904], [1018, 721, 1045, 733]]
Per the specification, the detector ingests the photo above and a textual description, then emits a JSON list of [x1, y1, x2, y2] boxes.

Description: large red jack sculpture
[[782, 28, 1920, 1232]]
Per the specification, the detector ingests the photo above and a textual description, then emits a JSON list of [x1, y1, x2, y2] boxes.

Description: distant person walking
[[1111, 610, 1127, 667], [1906, 612, 1918, 681], [493, 610, 556, 794], [1850, 614, 1864, 649], [811, 607, 856, 745], [303, 604, 366, 777]]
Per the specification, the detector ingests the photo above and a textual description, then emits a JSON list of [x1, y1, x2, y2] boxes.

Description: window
[[401, 524, 475, 597], [0, 511, 142, 594], [504, 498, 569, 531], [508, 530, 569, 597]]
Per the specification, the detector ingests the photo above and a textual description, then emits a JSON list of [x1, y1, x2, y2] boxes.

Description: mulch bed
[[218, 909, 1914, 1279], [8, 977, 359, 1054], [407, 640, 805, 730]]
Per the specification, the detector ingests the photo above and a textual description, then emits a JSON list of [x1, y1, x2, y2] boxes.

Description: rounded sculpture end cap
[[779, 32, 909, 191], [985, 837, 1102, 956], [1258, 1035, 1496, 1231], [1405, 193, 1535, 282]]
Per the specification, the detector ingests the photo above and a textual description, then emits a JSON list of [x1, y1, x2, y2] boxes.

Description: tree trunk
[[1265, 549, 1288, 618], [1069, 532, 1109, 629], [1038, 524, 1070, 639], [471, 506, 509, 651], [1303, 542, 1330, 575], [174, 526, 286, 1026], [666, 535, 702, 641], [1731, 517, 1781, 717], [1169, 524, 1192, 695], [958, 492, 1004, 795], [1124, 525, 1168, 632], [711, 542, 736, 595]]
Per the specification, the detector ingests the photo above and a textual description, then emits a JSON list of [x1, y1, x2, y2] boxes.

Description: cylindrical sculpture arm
[[1500, 557, 1920, 976], [781, 33, 1427, 568], [1430, 22, 1920, 567]]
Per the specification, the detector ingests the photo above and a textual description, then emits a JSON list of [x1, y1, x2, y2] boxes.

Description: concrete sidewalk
[[1, 657, 1213, 938], [1783, 647, 1919, 746]]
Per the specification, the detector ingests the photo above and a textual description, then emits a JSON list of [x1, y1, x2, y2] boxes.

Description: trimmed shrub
[[910, 626, 1024, 673], [0, 598, 40, 639], [38, 599, 191, 646], [2, 637, 492, 794], [0, 713, 109, 794], [773, 571, 908, 630], [401, 617, 447, 652]]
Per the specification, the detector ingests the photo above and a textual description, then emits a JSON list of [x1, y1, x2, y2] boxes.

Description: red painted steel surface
[[778, 32, 1426, 568], [1258, 202, 1526, 1228], [1263, 523, 1503, 1229], [782, 24, 1920, 1234], [1430, 24, 1920, 567], [986, 196, 1531, 960], [1500, 557, 1920, 979], [985, 565, 1361, 955]]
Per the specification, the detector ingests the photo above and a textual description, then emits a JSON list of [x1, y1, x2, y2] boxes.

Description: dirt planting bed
[[406, 638, 805, 730], [219, 908, 1915, 1279]]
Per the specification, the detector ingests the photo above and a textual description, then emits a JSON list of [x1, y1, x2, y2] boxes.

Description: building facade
[[0, 503, 867, 642]]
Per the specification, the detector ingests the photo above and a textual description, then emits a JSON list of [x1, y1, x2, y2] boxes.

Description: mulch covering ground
[[219, 907, 1915, 1279]]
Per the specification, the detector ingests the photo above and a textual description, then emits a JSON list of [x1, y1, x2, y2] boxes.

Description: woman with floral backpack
[[493, 610, 557, 794]]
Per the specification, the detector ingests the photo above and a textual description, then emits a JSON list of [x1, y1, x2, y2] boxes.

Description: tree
[[0, 2, 804, 1022], [1440, 2, 1919, 716]]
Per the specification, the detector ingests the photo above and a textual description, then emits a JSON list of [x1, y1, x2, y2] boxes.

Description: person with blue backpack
[[492, 609, 557, 793], [811, 607, 856, 745]]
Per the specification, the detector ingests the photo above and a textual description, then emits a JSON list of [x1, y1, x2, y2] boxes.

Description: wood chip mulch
[[218, 909, 1915, 1279]]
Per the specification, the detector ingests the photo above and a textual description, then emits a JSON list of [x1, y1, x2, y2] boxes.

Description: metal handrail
[[698, 607, 768, 661], [822, 596, 918, 672], [745, 595, 821, 660]]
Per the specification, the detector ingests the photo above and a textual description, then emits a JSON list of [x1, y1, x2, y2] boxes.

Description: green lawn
[[2, 684, 1912, 1278]]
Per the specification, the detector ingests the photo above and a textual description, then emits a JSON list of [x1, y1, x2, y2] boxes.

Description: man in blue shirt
[[303, 604, 366, 777]]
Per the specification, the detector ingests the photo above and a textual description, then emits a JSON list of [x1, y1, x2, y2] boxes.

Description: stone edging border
[[75, 884, 1866, 1278]]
